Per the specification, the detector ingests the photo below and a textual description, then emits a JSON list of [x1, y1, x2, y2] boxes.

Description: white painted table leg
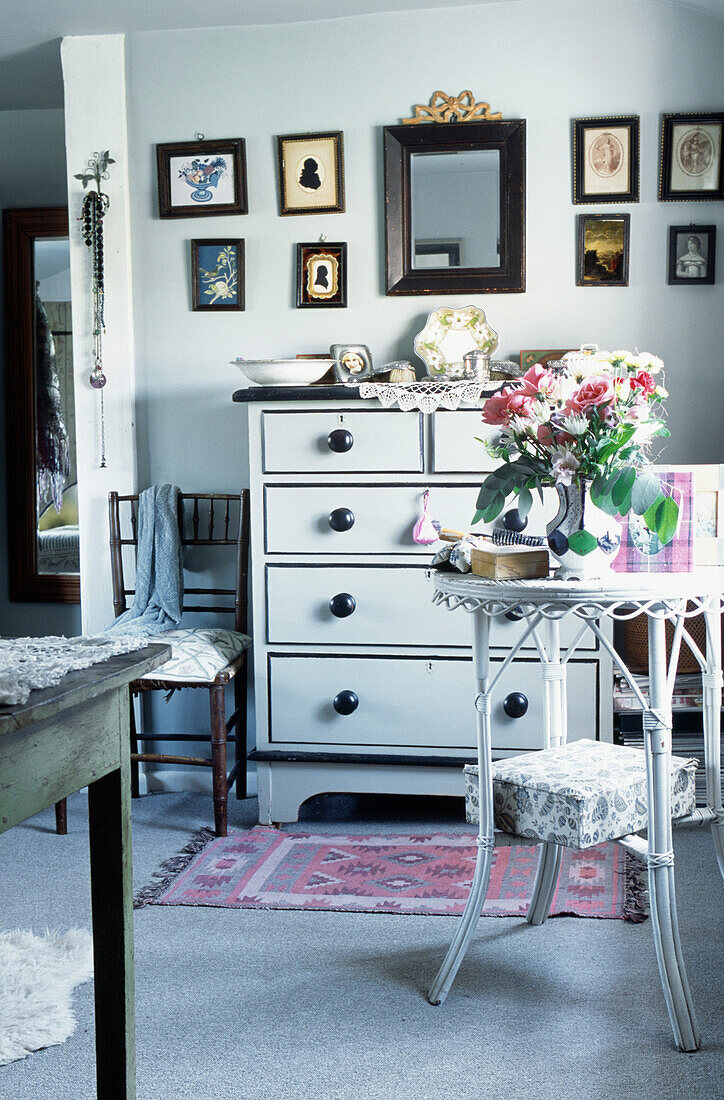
[[429, 610, 494, 1006], [646, 613, 700, 1052], [527, 618, 565, 926], [703, 604, 724, 879]]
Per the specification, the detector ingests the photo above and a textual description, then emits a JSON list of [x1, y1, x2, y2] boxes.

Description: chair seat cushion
[[464, 739, 698, 849], [139, 628, 251, 683]]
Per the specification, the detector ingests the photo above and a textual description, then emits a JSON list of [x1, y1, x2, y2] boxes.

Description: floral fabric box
[[464, 739, 697, 849]]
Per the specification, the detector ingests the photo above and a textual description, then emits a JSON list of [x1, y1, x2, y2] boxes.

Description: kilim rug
[[135, 827, 646, 921]]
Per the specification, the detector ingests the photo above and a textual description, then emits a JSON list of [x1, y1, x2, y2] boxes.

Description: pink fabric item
[[136, 827, 637, 919], [413, 490, 439, 544]]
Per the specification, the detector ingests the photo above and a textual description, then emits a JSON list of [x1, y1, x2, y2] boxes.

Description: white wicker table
[[428, 568, 724, 1051]]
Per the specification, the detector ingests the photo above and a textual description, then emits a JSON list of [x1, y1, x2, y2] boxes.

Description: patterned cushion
[[139, 628, 250, 683], [464, 739, 697, 849]]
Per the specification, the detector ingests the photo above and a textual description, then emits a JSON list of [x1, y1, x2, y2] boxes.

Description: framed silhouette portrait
[[573, 116, 639, 204], [296, 242, 347, 307], [277, 131, 345, 215], [659, 113, 724, 201]]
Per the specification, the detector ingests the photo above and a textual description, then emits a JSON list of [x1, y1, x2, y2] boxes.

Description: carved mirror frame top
[[383, 119, 526, 296]]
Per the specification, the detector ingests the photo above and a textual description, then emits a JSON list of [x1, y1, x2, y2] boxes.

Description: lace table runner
[[0, 635, 147, 706], [352, 379, 487, 412]]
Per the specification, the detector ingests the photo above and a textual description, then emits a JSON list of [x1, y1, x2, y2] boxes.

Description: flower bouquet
[[475, 349, 679, 578]]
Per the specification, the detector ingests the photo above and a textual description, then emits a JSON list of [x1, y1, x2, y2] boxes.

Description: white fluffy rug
[[0, 928, 93, 1065]]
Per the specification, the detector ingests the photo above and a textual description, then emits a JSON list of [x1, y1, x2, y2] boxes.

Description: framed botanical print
[[277, 132, 345, 215], [659, 113, 724, 201], [573, 116, 640, 203], [157, 138, 248, 218], [576, 213, 630, 287], [667, 225, 716, 286], [296, 242, 347, 307], [191, 239, 244, 311]]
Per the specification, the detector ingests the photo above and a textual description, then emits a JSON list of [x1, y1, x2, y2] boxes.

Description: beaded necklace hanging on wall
[[75, 150, 114, 467]]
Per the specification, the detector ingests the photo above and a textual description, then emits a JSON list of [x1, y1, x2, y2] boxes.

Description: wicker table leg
[[703, 606, 724, 880]]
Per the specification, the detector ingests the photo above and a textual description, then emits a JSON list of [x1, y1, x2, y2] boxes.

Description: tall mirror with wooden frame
[[384, 119, 526, 295], [3, 207, 80, 603]]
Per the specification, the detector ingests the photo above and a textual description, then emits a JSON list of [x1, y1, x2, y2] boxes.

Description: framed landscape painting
[[191, 239, 244, 311], [659, 113, 723, 201], [277, 131, 345, 215], [576, 213, 630, 287], [573, 116, 639, 204], [157, 138, 248, 218]]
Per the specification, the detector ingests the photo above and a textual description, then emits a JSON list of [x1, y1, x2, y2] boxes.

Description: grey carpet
[[1, 790, 722, 1100]]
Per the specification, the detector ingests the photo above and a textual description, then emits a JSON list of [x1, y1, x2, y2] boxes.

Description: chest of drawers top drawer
[[262, 409, 423, 474]]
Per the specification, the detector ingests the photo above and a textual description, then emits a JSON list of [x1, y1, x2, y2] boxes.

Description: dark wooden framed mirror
[[3, 207, 80, 603], [383, 120, 526, 295]]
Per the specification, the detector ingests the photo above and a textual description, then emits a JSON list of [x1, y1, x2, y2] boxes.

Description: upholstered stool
[[464, 739, 698, 848]]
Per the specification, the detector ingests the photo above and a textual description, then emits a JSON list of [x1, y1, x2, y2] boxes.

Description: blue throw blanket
[[106, 484, 184, 636]]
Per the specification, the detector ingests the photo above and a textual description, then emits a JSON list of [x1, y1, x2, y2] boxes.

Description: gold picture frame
[[277, 131, 345, 216]]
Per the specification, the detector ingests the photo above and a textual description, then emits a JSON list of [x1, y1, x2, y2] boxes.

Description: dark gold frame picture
[[156, 138, 248, 218], [576, 214, 630, 287], [659, 113, 724, 201], [191, 239, 244, 311], [573, 116, 639, 204], [277, 131, 345, 216], [296, 242, 347, 308]]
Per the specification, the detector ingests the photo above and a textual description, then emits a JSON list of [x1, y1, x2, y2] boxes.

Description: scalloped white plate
[[413, 305, 499, 378]]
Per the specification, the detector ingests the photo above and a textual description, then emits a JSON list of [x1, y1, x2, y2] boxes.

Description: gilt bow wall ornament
[[402, 91, 503, 124]]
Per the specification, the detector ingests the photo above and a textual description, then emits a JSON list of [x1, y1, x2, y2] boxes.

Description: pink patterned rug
[[135, 828, 645, 921]]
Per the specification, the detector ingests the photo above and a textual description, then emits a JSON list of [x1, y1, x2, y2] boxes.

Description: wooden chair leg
[[129, 692, 140, 799], [234, 667, 247, 800], [55, 799, 68, 835], [210, 684, 228, 836]]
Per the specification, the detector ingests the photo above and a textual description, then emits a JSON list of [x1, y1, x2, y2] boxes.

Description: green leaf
[[481, 493, 506, 523], [568, 529, 598, 556], [517, 486, 533, 519], [643, 493, 665, 532], [471, 509, 485, 526], [654, 496, 680, 546], [611, 466, 636, 513], [631, 471, 661, 516]]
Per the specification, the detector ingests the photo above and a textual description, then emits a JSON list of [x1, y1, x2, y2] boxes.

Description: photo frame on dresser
[[573, 116, 640, 204], [659, 113, 724, 201], [277, 131, 345, 215], [156, 138, 248, 218]]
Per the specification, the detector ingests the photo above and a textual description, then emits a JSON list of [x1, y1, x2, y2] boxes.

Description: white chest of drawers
[[239, 391, 613, 825]]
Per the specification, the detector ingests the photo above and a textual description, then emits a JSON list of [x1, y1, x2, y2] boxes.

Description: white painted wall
[[124, 0, 724, 491], [61, 35, 137, 634], [0, 107, 80, 636]]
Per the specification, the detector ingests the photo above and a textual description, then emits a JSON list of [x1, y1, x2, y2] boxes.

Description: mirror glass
[[410, 149, 500, 269], [33, 237, 79, 576]]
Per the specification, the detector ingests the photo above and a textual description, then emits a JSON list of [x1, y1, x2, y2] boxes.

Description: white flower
[[634, 352, 664, 375], [569, 358, 608, 384], [608, 349, 634, 367], [550, 448, 580, 486], [559, 412, 588, 436]]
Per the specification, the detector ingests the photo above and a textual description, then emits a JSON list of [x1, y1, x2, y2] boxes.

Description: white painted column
[[61, 35, 136, 634]]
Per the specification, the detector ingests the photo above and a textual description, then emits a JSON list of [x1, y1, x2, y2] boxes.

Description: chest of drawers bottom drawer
[[268, 654, 598, 752]]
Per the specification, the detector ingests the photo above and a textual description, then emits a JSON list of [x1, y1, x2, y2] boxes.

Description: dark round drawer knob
[[333, 690, 359, 715], [327, 429, 354, 453], [504, 605, 525, 622], [503, 692, 529, 719], [503, 507, 527, 533], [329, 507, 355, 532], [329, 592, 356, 618]]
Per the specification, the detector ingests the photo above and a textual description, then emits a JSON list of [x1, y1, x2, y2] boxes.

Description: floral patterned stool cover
[[138, 628, 251, 683], [464, 739, 698, 849]]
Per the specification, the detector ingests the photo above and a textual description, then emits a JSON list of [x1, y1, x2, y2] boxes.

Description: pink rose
[[506, 390, 535, 419], [521, 363, 556, 396], [565, 374, 615, 415], [481, 388, 514, 425]]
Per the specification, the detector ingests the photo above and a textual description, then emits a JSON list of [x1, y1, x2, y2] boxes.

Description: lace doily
[[352, 379, 487, 413], [0, 635, 147, 706]]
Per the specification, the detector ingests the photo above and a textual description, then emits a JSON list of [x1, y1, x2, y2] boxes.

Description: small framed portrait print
[[157, 139, 248, 218], [277, 131, 345, 215], [659, 113, 723, 201], [191, 240, 244, 311], [667, 225, 716, 286], [296, 242, 347, 308], [573, 116, 639, 203], [576, 213, 630, 287], [330, 344, 374, 381]]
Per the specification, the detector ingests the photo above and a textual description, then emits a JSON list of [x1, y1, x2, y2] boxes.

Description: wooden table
[[0, 644, 169, 1099]]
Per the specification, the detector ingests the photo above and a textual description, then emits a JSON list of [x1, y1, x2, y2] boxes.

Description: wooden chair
[[55, 490, 250, 837]]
